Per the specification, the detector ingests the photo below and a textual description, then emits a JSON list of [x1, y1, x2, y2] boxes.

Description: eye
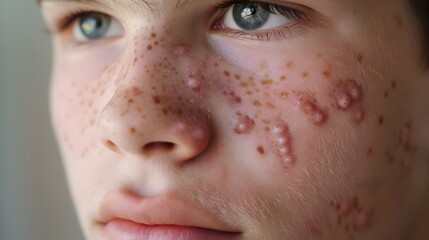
[[72, 12, 124, 42], [222, 2, 302, 32]]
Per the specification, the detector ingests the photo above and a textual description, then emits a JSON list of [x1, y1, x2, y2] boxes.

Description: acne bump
[[296, 92, 328, 126], [233, 112, 255, 135], [332, 79, 363, 111], [272, 123, 296, 166]]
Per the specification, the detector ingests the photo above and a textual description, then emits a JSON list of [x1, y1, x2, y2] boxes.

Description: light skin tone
[[40, 0, 429, 239]]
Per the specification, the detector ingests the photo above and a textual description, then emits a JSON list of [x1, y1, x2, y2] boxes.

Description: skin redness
[[40, 0, 429, 239]]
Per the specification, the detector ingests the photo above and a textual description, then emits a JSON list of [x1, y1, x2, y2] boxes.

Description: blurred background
[[0, 1, 84, 239]]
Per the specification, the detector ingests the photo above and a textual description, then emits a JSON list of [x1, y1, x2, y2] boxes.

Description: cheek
[[208, 38, 417, 236]]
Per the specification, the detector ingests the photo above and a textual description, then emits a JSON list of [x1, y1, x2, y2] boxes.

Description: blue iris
[[232, 3, 271, 31], [79, 13, 111, 40]]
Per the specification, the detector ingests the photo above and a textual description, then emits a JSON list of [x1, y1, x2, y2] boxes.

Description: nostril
[[142, 142, 175, 153], [105, 140, 120, 153]]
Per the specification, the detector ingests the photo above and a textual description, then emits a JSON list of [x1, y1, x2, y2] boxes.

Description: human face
[[41, 0, 426, 239]]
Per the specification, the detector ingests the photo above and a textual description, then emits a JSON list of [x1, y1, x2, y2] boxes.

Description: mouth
[[96, 189, 242, 240], [103, 219, 242, 240]]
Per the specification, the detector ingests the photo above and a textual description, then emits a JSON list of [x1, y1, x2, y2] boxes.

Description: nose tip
[[98, 98, 212, 164]]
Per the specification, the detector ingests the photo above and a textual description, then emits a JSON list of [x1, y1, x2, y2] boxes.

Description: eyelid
[[212, 0, 309, 41], [41, 3, 119, 34]]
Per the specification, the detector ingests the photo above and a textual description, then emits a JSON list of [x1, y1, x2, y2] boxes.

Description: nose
[[97, 42, 212, 164]]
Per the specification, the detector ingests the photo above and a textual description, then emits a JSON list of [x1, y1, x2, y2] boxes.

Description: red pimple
[[337, 94, 352, 110], [233, 112, 255, 135], [296, 93, 328, 125], [302, 71, 309, 78], [186, 76, 202, 92], [224, 71, 231, 77], [332, 79, 363, 111], [147, 45, 153, 50], [272, 122, 296, 166], [354, 211, 369, 230], [353, 109, 365, 124]]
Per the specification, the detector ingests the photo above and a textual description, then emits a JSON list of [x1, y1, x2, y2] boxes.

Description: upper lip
[[97, 189, 241, 234]]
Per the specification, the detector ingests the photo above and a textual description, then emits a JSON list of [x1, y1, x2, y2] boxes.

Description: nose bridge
[[97, 33, 212, 162]]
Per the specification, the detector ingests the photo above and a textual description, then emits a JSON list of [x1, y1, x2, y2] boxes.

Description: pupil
[[233, 3, 270, 31]]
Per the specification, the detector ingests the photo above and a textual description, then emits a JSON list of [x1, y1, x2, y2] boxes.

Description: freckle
[[233, 112, 255, 135], [132, 87, 143, 96], [147, 45, 153, 50], [356, 53, 363, 63], [280, 92, 289, 99], [130, 127, 137, 134], [279, 75, 287, 81], [240, 82, 249, 88], [257, 145, 265, 155], [154, 41, 159, 46], [253, 100, 262, 106], [302, 71, 309, 78], [393, 14, 403, 28], [128, 98, 134, 104], [384, 91, 389, 98], [391, 80, 397, 89], [245, 90, 254, 95], [261, 79, 273, 86], [266, 102, 275, 109], [234, 75, 241, 81], [378, 116, 384, 125], [224, 71, 231, 77], [366, 147, 373, 157], [286, 61, 294, 68], [323, 70, 331, 78], [213, 62, 219, 67], [105, 140, 119, 152], [153, 95, 162, 104]]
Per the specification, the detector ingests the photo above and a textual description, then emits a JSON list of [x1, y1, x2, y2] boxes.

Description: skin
[[40, 0, 429, 239]]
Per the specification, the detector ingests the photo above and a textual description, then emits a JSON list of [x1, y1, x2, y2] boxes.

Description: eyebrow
[[38, 0, 195, 10]]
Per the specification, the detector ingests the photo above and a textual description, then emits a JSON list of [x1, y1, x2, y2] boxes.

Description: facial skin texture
[[41, 0, 429, 239]]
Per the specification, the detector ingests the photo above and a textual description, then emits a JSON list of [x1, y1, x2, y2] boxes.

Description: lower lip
[[102, 219, 242, 240]]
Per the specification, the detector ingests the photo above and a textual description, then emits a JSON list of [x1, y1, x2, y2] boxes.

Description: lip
[[97, 189, 242, 240]]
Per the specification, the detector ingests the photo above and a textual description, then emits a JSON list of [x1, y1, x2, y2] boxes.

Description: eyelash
[[51, 0, 307, 41]]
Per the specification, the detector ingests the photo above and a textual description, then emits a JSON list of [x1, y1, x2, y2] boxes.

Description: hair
[[409, 0, 429, 66]]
